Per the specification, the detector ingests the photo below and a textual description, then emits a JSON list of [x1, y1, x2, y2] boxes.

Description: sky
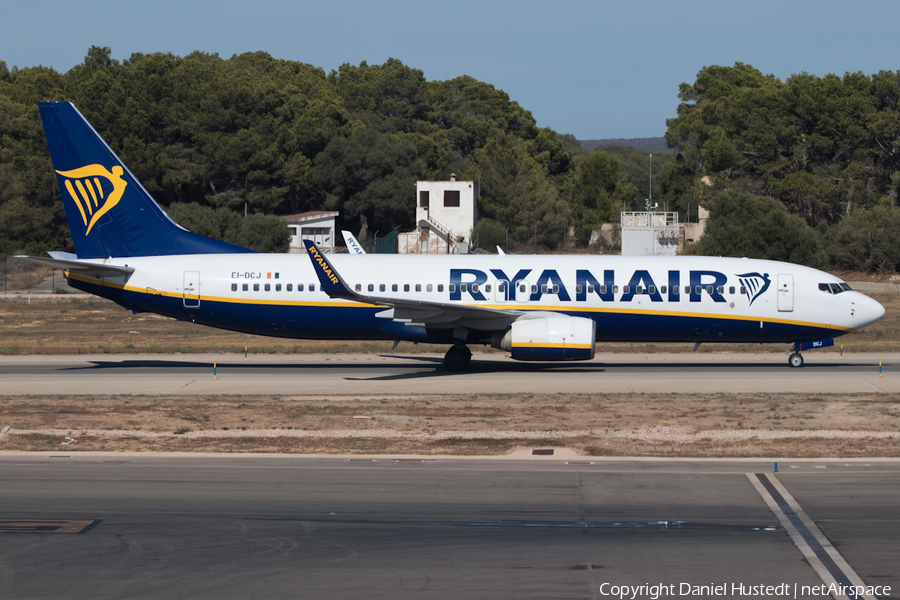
[[2, 0, 898, 140]]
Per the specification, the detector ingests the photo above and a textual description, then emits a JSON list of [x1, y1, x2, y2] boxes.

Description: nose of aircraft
[[856, 293, 886, 329]]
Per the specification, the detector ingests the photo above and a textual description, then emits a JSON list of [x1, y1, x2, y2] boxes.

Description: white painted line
[[748, 473, 876, 600]]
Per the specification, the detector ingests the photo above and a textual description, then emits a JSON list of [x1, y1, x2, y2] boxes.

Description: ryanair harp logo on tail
[[56, 164, 127, 235], [737, 272, 771, 306]]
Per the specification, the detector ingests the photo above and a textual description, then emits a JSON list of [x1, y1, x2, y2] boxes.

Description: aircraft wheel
[[444, 345, 472, 372], [788, 352, 804, 368]]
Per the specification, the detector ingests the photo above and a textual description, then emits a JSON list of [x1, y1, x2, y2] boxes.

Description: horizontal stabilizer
[[16, 255, 135, 276]]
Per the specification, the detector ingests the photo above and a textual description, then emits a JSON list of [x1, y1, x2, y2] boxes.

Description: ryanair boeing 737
[[22, 102, 885, 371]]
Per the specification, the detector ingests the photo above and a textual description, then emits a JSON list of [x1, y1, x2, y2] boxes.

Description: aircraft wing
[[16, 253, 135, 277], [303, 241, 520, 331]]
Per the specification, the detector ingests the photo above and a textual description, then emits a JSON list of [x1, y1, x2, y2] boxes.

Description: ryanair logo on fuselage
[[736, 272, 771, 306], [56, 164, 127, 235]]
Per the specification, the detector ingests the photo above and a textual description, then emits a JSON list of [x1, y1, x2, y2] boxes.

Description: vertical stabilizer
[[39, 101, 253, 258]]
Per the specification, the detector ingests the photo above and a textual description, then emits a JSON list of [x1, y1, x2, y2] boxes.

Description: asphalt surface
[[0, 454, 896, 599], [0, 352, 896, 395]]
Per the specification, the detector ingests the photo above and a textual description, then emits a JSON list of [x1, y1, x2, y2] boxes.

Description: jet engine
[[492, 314, 596, 361]]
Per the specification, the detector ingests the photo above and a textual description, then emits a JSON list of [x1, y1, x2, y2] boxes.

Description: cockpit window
[[819, 282, 852, 294]]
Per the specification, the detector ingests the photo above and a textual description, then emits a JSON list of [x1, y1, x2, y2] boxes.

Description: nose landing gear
[[788, 352, 804, 368]]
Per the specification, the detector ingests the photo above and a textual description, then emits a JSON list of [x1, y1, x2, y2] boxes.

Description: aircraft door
[[183, 271, 200, 308], [777, 274, 793, 312], [494, 280, 509, 303], [515, 279, 530, 303]]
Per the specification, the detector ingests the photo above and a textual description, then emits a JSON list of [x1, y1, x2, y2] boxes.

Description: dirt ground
[[2, 392, 898, 458]]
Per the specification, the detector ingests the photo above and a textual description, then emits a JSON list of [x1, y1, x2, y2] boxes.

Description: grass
[[0, 290, 897, 355]]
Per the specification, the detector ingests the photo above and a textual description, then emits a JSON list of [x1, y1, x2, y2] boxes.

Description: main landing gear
[[444, 344, 472, 372], [788, 352, 804, 368]]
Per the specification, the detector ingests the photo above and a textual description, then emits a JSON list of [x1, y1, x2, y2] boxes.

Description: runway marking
[[0, 519, 101, 534], [748, 473, 875, 600]]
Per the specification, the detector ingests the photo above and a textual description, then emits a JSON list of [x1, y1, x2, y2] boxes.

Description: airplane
[[341, 230, 366, 254], [21, 101, 885, 372]]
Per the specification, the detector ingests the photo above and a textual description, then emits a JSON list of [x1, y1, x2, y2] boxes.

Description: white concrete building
[[398, 175, 478, 254], [282, 211, 338, 253], [620, 211, 679, 256]]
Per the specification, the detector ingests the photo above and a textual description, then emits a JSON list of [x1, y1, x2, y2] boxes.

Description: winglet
[[304, 240, 355, 300]]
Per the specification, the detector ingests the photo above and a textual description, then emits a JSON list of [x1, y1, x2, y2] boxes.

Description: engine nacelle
[[492, 315, 596, 361]]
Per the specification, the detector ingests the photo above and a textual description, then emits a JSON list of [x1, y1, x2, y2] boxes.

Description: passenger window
[[460, 284, 467, 293], [623, 285, 630, 294], [275, 284, 282, 292], [531, 285, 537, 294], [729, 286, 735, 294], [298, 284, 304, 292], [287, 284, 293, 292], [392, 284, 398, 292], [672, 286, 679, 295], [242, 283, 248, 292], [354, 284, 360, 292], [552, 285, 559, 294], [438, 284, 444, 292], [416, 284, 422, 292], [706, 285, 713, 294], [484, 284, 490, 293], [612, 285, 619, 294], [404, 284, 410, 292], [426, 284, 433, 292], [264, 284, 271, 292], [595, 285, 602, 294], [498, 283, 506, 293], [661, 286, 667, 294], [685, 285, 691, 294], [472, 284, 478, 293], [635, 285, 642, 294], [253, 283, 260, 292], [231, 283, 238, 292], [449, 283, 456, 293], [541, 284, 548, 293], [368, 284, 374, 292], [576, 285, 583, 294], [309, 284, 315, 292], [717, 286, 724, 294], [740, 286, 746, 295], [519, 285, 527, 293], [648, 285, 655, 294]]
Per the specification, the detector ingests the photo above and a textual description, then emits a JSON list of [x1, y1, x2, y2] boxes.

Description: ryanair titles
[[449, 268, 761, 303], [307, 245, 339, 285]]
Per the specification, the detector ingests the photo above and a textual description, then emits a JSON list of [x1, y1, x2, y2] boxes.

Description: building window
[[419, 190, 429, 208], [443, 190, 460, 207]]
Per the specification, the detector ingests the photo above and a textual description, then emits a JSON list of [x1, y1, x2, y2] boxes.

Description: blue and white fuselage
[[25, 102, 885, 371]]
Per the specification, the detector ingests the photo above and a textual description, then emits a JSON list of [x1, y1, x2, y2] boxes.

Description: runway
[[0, 454, 896, 599], [0, 352, 896, 395]]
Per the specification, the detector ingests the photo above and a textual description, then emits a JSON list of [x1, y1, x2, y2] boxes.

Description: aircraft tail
[[39, 101, 252, 258]]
